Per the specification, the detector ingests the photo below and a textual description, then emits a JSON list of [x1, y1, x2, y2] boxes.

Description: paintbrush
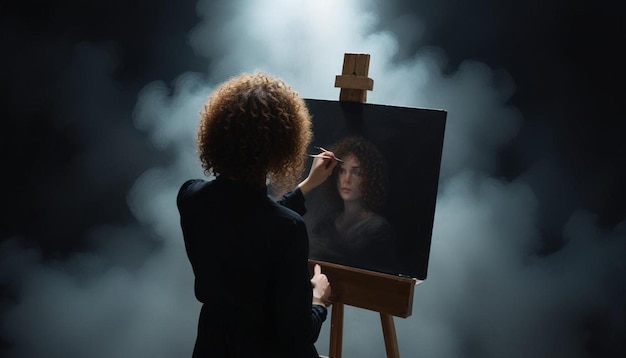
[[309, 146, 344, 162]]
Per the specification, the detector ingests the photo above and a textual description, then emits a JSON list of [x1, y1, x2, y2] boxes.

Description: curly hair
[[326, 136, 388, 212], [196, 72, 312, 194]]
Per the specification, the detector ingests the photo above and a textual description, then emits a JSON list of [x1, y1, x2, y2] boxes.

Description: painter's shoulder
[[177, 179, 207, 203]]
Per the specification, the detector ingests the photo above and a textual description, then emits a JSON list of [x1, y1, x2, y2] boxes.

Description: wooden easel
[[309, 53, 417, 358]]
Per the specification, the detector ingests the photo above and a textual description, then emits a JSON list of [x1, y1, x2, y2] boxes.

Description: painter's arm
[[297, 150, 338, 196], [278, 150, 338, 214]]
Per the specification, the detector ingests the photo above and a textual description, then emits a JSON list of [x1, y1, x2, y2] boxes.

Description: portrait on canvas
[[302, 99, 446, 280]]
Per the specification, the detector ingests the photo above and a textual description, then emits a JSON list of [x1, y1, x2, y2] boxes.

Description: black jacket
[[177, 177, 327, 358]]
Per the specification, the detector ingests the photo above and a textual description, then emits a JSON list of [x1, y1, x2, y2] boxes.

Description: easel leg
[[380, 313, 400, 358], [329, 303, 344, 358]]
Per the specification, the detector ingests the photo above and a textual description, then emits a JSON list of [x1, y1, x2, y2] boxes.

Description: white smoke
[[1, 0, 624, 357]]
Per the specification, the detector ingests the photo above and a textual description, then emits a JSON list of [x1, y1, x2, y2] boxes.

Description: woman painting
[[177, 72, 338, 357]]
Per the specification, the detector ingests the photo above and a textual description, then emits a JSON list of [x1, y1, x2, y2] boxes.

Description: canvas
[[302, 99, 447, 280]]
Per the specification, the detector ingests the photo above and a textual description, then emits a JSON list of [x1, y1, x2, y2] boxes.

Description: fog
[[1, 0, 624, 357]]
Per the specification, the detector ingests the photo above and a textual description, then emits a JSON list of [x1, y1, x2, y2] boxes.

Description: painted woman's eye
[[351, 168, 363, 177], [338, 167, 346, 175]]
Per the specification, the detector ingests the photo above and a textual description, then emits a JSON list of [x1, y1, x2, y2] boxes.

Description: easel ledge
[[308, 260, 421, 318]]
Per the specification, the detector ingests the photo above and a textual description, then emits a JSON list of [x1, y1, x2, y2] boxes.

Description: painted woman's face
[[336, 154, 364, 202]]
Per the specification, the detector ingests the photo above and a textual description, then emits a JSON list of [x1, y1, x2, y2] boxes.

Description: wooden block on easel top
[[334, 75, 374, 91], [336, 53, 374, 103]]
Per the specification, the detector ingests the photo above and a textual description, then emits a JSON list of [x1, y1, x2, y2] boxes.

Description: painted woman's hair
[[328, 136, 388, 212]]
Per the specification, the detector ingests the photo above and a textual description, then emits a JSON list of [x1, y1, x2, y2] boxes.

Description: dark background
[[1, 0, 624, 357]]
